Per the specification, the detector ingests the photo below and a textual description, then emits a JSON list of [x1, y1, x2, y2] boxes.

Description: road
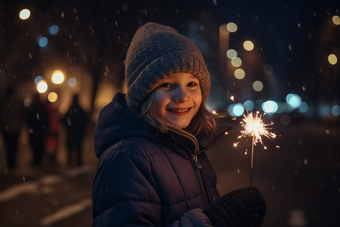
[[0, 118, 339, 227]]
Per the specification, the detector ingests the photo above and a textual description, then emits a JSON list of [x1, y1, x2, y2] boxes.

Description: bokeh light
[[38, 37, 48, 47], [252, 81, 263, 92], [262, 100, 278, 114], [244, 100, 255, 111], [226, 22, 238, 32], [48, 92, 58, 102], [243, 40, 254, 51], [234, 68, 245, 79], [49, 25, 59, 35], [328, 54, 337, 65], [34, 76, 43, 84], [298, 102, 309, 113], [332, 105, 340, 116], [263, 64, 273, 75], [24, 98, 32, 107], [37, 80, 48, 93], [317, 104, 331, 118], [231, 57, 242, 67], [332, 15, 340, 25], [226, 49, 237, 59], [286, 94, 301, 109], [68, 77, 77, 87], [19, 9, 30, 20], [52, 70, 65, 84]]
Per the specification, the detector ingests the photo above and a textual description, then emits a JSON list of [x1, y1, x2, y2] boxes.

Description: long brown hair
[[140, 91, 220, 141]]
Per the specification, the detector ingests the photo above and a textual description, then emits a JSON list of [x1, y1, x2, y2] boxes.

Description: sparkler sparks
[[236, 110, 276, 149], [234, 110, 277, 186]]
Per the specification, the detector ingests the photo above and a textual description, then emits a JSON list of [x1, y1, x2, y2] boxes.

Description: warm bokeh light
[[48, 92, 58, 102], [231, 57, 242, 67], [37, 80, 48, 93], [68, 77, 77, 87], [19, 9, 30, 20], [226, 49, 237, 59], [234, 68, 245, 79], [243, 40, 254, 51], [252, 81, 263, 92], [52, 70, 65, 84], [332, 15, 340, 25], [226, 22, 238, 33], [328, 54, 337, 65]]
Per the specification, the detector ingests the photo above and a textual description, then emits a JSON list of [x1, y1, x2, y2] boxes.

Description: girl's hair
[[140, 91, 220, 141]]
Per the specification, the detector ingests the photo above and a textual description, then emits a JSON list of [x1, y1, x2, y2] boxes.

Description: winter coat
[[92, 93, 232, 227]]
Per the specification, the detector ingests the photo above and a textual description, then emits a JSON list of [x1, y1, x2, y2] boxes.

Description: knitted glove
[[204, 187, 266, 227]]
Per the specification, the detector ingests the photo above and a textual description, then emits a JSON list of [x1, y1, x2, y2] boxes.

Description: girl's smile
[[154, 72, 202, 129]]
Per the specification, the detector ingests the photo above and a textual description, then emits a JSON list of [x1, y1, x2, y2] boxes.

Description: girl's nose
[[172, 86, 189, 102]]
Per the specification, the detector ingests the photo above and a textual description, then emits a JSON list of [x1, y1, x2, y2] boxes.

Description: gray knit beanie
[[125, 22, 211, 113]]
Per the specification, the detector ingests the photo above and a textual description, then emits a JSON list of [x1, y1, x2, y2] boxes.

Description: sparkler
[[234, 109, 276, 186]]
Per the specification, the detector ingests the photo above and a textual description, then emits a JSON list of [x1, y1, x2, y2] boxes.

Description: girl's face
[[154, 72, 202, 129]]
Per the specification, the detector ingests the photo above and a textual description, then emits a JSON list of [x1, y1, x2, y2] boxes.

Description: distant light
[[286, 93, 301, 108], [234, 68, 245, 79], [37, 80, 48, 93], [244, 100, 255, 111], [232, 103, 244, 116], [263, 64, 273, 75], [298, 102, 308, 113], [34, 76, 43, 84], [24, 98, 32, 107], [52, 70, 65, 84], [68, 77, 77, 87], [317, 104, 331, 118], [226, 49, 237, 59], [280, 114, 291, 125], [284, 103, 294, 113], [231, 57, 242, 67], [48, 92, 58, 102], [332, 15, 340, 25], [226, 22, 238, 33], [38, 37, 48, 47], [252, 81, 263, 92], [332, 105, 340, 116], [49, 25, 59, 35], [328, 54, 337, 65], [19, 9, 30, 20], [243, 40, 254, 51], [262, 100, 278, 114]]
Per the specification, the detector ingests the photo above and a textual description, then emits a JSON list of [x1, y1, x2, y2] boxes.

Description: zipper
[[170, 135, 211, 208], [194, 155, 210, 208]]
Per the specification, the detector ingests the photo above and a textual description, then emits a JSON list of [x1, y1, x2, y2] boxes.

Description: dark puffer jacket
[[92, 93, 232, 226]]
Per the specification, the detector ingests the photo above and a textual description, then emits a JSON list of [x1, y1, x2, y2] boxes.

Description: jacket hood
[[94, 93, 233, 159]]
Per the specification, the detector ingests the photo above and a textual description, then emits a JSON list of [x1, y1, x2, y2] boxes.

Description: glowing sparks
[[230, 95, 235, 102], [236, 111, 276, 149]]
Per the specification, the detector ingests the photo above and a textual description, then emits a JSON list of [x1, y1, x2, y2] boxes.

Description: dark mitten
[[204, 187, 266, 227]]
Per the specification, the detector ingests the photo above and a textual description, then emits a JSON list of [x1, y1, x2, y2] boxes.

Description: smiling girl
[[92, 22, 266, 227]]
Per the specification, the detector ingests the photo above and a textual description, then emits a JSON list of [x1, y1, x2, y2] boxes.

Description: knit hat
[[125, 22, 211, 113]]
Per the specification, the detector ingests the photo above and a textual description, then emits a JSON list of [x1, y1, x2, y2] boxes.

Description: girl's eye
[[187, 82, 198, 87], [160, 83, 172, 88]]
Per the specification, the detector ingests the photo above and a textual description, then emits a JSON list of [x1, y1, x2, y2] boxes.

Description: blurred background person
[[44, 100, 60, 163], [26, 93, 50, 167], [0, 87, 26, 171], [62, 94, 88, 167]]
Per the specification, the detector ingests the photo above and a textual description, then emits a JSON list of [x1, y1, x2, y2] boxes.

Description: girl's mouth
[[167, 108, 192, 113]]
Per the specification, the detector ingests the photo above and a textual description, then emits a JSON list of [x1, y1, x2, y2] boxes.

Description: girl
[[92, 22, 266, 227]]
